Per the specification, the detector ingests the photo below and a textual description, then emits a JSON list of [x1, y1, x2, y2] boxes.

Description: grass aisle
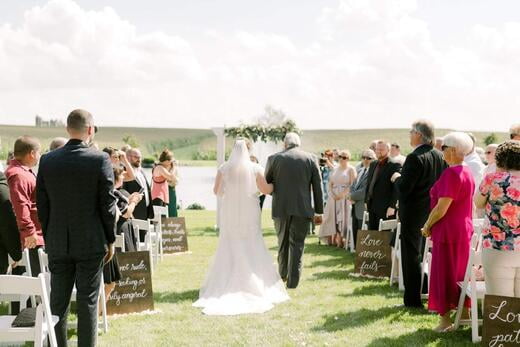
[[98, 210, 473, 347]]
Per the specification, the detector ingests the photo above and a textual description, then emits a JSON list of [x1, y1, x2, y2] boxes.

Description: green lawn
[[95, 210, 475, 347]]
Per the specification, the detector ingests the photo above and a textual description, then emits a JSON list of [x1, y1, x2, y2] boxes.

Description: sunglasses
[[511, 134, 517, 140], [361, 156, 373, 160], [339, 156, 349, 160], [485, 151, 492, 154]]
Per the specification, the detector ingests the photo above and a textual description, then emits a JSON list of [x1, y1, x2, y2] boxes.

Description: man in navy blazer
[[37, 109, 117, 347]]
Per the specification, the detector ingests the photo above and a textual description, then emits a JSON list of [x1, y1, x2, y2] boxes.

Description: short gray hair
[[442, 132, 473, 156], [412, 119, 435, 145], [284, 132, 301, 148]]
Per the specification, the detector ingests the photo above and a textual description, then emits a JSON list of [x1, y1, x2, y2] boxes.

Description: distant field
[[0, 124, 508, 162]]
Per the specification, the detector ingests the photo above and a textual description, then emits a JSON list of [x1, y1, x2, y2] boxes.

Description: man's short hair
[[376, 140, 391, 151], [49, 137, 67, 151], [14, 136, 40, 158], [412, 120, 435, 145], [67, 109, 94, 133]]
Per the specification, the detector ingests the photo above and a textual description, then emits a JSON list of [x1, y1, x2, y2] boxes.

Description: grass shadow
[[311, 270, 349, 281], [154, 289, 199, 304], [340, 283, 401, 299], [367, 328, 473, 347], [313, 305, 428, 333]]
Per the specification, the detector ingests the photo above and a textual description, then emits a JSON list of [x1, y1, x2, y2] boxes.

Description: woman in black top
[[102, 167, 142, 302]]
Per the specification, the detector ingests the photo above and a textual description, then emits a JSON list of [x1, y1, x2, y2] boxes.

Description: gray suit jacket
[[350, 166, 370, 220], [265, 146, 323, 219]]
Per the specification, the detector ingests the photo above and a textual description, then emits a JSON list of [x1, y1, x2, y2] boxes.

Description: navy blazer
[[36, 139, 117, 257], [364, 158, 402, 218]]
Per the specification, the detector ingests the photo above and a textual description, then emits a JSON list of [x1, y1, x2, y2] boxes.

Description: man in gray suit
[[265, 133, 323, 289], [350, 149, 376, 248]]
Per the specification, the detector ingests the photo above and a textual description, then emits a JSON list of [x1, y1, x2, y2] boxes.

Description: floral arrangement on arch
[[224, 106, 301, 143]]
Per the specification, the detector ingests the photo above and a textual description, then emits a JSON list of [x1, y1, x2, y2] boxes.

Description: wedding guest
[[476, 140, 520, 297], [390, 142, 406, 165], [5, 136, 43, 277], [350, 149, 376, 247], [463, 133, 485, 190], [103, 147, 135, 181], [476, 147, 486, 164], [102, 167, 143, 304], [36, 109, 117, 347], [319, 149, 335, 202], [392, 120, 447, 308], [121, 144, 132, 153], [319, 150, 356, 247], [365, 141, 401, 230], [510, 123, 520, 140], [434, 137, 444, 151], [0, 171, 22, 274], [113, 167, 142, 252], [369, 140, 379, 152], [124, 148, 154, 221], [151, 149, 176, 207], [483, 144, 498, 175], [49, 137, 67, 151], [422, 132, 475, 332], [168, 163, 179, 217]]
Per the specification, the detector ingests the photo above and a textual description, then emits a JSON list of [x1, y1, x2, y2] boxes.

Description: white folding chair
[[6, 248, 36, 312], [454, 233, 486, 343], [378, 219, 398, 232], [0, 274, 58, 347], [389, 223, 404, 290], [344, 203, 355, 253], [115, 234, 126, 253], [132, 219, 154, 274], [152, 206, 169, 262], [37, 249, 108, 334], [420, 237, 433, 300], [361, 211, 369, 230]]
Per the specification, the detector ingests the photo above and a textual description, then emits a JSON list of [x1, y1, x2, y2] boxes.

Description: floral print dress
[[479, 171, 520, 251]]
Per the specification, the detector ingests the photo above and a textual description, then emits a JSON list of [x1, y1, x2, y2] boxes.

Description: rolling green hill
[[0, 124, 507, 163]]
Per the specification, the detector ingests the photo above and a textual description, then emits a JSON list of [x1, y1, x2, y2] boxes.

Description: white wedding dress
[[193, 140, 289, 315]]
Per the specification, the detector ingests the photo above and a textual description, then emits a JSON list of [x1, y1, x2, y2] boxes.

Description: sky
[[0, 0, 519, 130]]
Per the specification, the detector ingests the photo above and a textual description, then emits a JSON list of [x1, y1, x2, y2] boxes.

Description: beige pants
[[482, 248, 520, 298]]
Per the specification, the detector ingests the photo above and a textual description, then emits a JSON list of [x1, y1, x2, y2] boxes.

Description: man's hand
[[10, 261, 19, 269], [386, 207, 396, 218], [104, 243, 115, 265], [314, 215, 323, 225], [390, 172, 401, 183], [24, 234, 39, 249]]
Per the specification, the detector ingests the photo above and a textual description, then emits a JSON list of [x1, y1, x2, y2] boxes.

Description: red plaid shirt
[[5, 159, 44, 248]]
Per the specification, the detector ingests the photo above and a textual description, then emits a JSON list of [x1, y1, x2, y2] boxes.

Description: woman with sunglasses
[[422, 132, 475, 332], [319, 150, 357, 247]]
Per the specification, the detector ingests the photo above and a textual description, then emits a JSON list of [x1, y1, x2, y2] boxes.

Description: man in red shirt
[[5, 135, 43, 277]]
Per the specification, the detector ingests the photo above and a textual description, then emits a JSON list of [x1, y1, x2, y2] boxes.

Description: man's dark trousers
[[49, 253, 105, 347], [274, 216, 311, 289]]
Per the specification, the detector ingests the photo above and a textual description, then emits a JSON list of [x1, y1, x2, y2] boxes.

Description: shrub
[[142, 157, 155, 168], [186, 203, 205, 210], [484, 133, 498, 146]]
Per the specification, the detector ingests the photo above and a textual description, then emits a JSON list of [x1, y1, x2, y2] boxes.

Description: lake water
[[145, 166, 219, 210]]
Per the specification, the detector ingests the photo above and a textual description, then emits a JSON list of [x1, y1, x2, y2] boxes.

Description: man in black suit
[[265, 133, 323, 289], [0, 171, 22, 274], [36, 109, 117, 347], [365, 141, 401, 230], [392, 120, 447, 308], [123, 148, 153, 241]]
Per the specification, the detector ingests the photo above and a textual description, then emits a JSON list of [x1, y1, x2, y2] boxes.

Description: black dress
[[103, 188, 136, 284]]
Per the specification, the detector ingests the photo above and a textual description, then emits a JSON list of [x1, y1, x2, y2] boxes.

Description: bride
[[193, 139, 289, 315]]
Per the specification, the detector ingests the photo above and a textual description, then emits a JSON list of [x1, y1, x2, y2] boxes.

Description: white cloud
[[0, 0, 518, 131]]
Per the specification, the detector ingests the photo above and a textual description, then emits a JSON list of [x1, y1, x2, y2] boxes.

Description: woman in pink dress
[[319, 150, 356, 247], [422, 132, 475, 332]]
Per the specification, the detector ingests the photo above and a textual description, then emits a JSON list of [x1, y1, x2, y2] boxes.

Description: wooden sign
[[483, 294, 520, 346], [354, 230, 393, 278], [107, 251, 154, 315], [161, 217, 189, 254]]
